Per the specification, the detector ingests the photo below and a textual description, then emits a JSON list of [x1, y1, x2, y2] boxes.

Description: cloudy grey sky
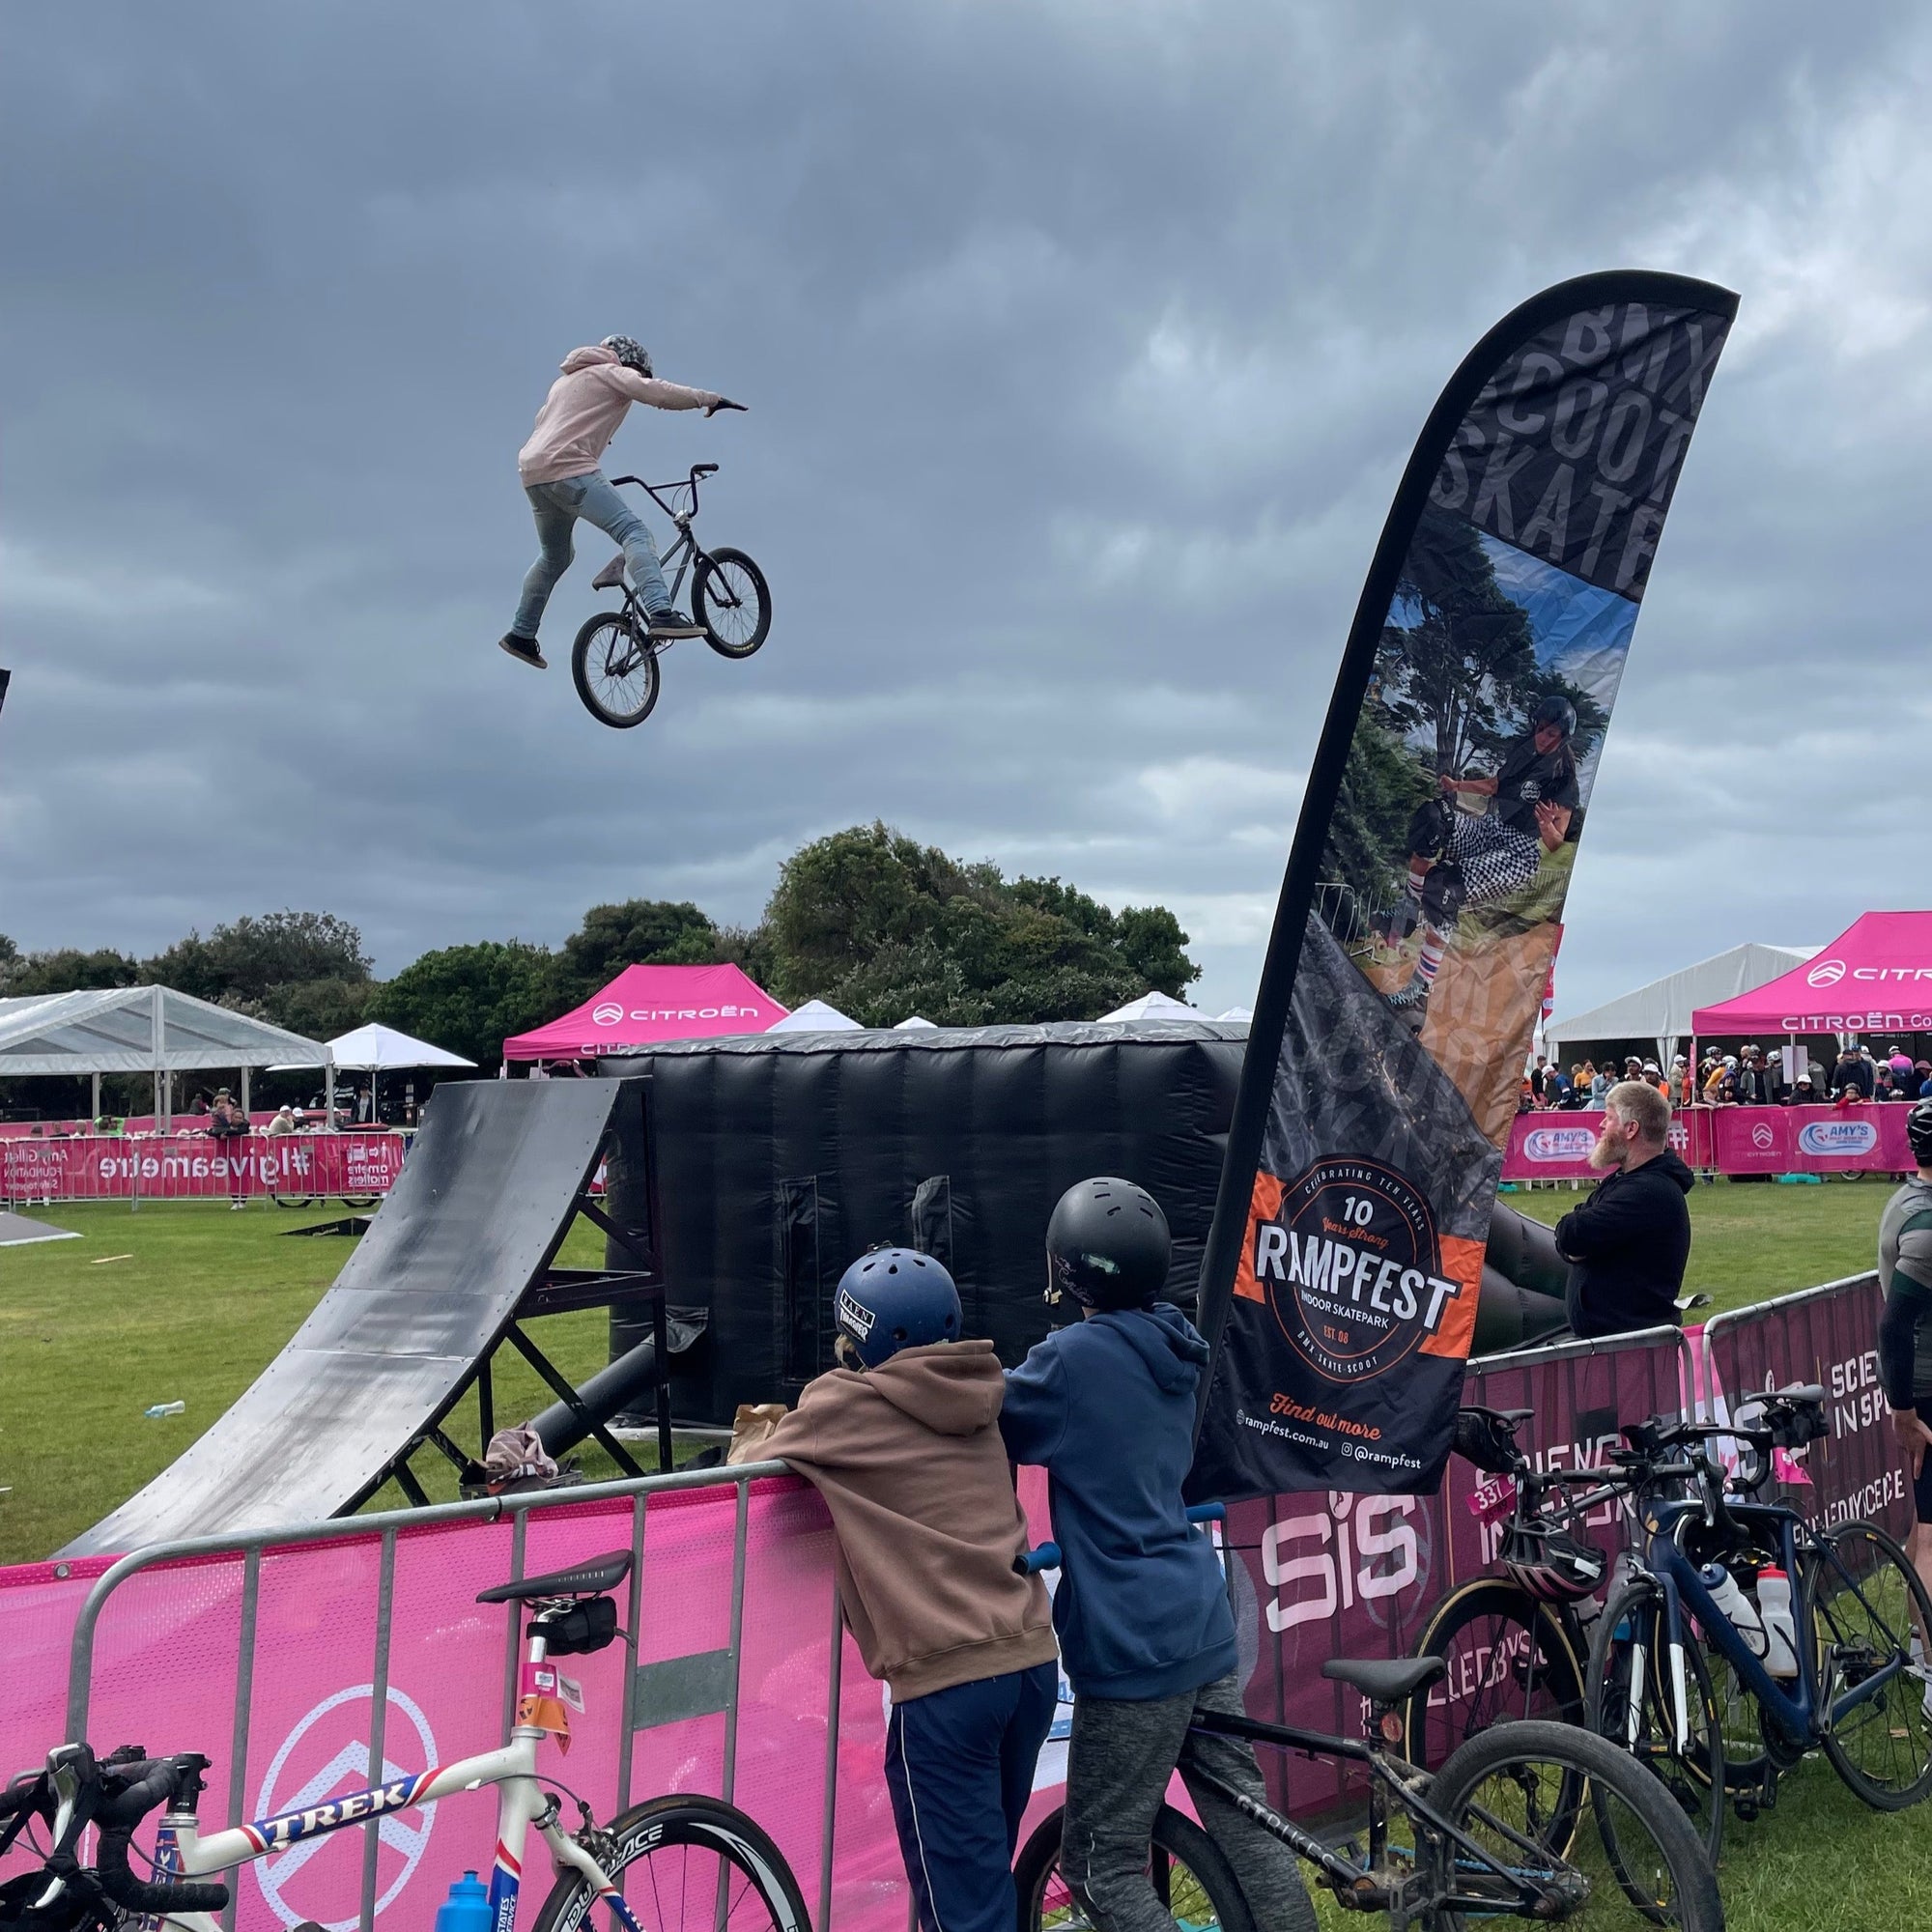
[[4, 1, 1928, 1019]]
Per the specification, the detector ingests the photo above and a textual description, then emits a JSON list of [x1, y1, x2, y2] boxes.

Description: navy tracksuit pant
[[883, 1661, 1059, 1932]]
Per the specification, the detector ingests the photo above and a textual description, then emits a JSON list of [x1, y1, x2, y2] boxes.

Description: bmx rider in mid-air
[[498, 336, 745, 670]]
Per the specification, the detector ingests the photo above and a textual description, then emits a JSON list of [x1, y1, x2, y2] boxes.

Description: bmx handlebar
[[1012, 1502, 1224, 1577]]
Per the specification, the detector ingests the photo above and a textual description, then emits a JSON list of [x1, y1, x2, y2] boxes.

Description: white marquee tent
[[1094, 990, 1201, 1024], [272, 1021, 474, 1073], [0, 985, 332, 1126], [1544, 944, 1818, 1065], [767, 998, 864, 1033]]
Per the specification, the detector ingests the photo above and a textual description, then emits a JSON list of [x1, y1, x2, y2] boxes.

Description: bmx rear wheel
[[572, 611, 661, 727], [529, 1794, 809, 1932], [692, 546, 772, 658], [1014, 1803, 1270, 1932]]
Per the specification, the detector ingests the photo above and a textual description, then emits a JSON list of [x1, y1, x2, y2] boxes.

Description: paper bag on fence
[[727, 1402, 789, 1463]]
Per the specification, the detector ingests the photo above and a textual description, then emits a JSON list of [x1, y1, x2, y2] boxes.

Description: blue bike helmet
[[834, 1247, 961, 1369]]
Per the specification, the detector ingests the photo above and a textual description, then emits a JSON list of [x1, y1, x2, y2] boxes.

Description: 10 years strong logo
[[1251, 1156, 1464, 1384]]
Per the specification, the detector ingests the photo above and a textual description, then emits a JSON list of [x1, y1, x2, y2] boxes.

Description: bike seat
[[475, 1550, 632, 1605], [1321, 1656, 1445, 1704], [591, 555, 628, 591], [1773, 1381, 1826, 1406]]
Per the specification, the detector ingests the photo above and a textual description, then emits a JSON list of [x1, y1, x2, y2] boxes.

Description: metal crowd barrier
[[59, 1462, 858, 1932]]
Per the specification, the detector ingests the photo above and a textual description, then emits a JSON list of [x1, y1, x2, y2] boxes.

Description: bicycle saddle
[[1321, 1657, 1446, 1703], [476, 1550, 633, 1604], [591, 555, 628, 591]]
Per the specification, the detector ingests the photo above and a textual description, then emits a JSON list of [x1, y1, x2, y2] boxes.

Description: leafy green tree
[[559, 899, 720, 1004], [371, 941, 561, 1069], [262, 976, 379, 1042], [143, 910, 370, 1006], [757, 823, 1200, 1026], [2, 946, 143, 995]]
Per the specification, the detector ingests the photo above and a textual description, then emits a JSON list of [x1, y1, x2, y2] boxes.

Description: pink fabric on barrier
[[0, 1133, 405, 1202]]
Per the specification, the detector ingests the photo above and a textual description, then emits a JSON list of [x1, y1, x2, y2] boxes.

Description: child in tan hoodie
[[741, 1247, 1057, 1932]]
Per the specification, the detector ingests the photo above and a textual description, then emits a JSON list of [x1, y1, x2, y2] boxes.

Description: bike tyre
[[1805, 1517, 1932, 1809], [1405, 1577, 1585, 1776], [270, 1191, 317, 1208], [1425, 1718, 1722, 1932], [692, 546, 772, 658], [1585, 1577, 1727, 1862], [1014, 1803, 1269, 1932], [572, 611, 662, 727], [528, 1793, 810, 1932]]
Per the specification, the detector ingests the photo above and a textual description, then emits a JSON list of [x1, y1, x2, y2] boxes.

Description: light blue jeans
[[511, 469, 671, 636]]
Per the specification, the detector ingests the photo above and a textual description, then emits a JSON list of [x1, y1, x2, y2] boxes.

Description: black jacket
[[1554, 1150, 1695, 1339]]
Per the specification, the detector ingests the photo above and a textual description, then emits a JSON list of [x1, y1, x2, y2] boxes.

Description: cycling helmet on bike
[[834, 1247, 960, 1370], [1908, 1098, 1932, 1167], [1529, 695, 1577, 740], [1045, 1177, 1171, 1310], [1498, 1522, 1606, 1603], [600, 335, 654, 378]]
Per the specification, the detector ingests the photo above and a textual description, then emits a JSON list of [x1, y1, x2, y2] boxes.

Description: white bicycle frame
[[138, 1623, 639, 1932]]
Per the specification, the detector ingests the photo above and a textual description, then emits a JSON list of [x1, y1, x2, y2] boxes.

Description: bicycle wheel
[[270, 1191, 316, 1208], [572, 611, 662, 727], [692, 546, 772, 658], [1405, 1577, 1585, 1771], [529, 1794, 810, 1932], [1805, 1517, 1932, 1807], [1585, 1579, 1726, 1861], [1426, 1719, 1722, 1932], [1015, 1803, 1260, 1932], [338, 1194, 380, 1210]]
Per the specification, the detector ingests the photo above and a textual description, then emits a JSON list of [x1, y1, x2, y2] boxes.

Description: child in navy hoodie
[[1000, 1179, 1315, 1932]]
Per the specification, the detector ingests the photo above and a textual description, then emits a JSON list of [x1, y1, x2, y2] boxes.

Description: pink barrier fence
[[1, 1114, 287, 1140], [0, 1276, 1898, 1928], [0, 1132, 407, 1205], [1503, 1103, 1916, 1181]]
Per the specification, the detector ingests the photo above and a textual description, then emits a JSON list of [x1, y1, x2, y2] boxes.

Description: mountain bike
[[0, 1551, 808, 1932], [571, 468, 771, 728], [1585, 1383, 1932, 1873], [1013, 1511, 1721, 1931]]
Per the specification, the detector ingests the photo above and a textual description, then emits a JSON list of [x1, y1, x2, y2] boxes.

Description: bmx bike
[[0, 1550, 808, 1932], [1013, 1509, 1720, 1931], [572, 467, 771, 728]]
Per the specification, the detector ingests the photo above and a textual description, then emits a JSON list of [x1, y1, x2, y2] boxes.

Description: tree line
[[1, 823, 1200, 1077]]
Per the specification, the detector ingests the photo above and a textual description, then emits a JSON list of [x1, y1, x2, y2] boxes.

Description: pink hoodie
[[517, 345, 722, 486]]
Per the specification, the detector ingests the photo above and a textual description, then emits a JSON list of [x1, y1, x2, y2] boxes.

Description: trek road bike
[[0, 1550, 809, 1932]]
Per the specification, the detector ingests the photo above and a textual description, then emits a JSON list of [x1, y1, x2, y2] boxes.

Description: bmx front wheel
[[529, 1794, 809, 1932], [572, 611, 662, 727], [1427, 1719, 1722, 1931], [692, 546, 772, 658]]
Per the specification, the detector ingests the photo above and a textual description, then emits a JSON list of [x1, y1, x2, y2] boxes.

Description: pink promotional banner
[[1709, 1103, 1915, 1176], [0, 1132, 406, 1203], [1502, 1107, 1709, 1181], [1692, 909, 1932, 1037]]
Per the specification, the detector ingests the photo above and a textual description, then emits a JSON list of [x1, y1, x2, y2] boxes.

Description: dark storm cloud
[[3, 0, 1929, 1016]]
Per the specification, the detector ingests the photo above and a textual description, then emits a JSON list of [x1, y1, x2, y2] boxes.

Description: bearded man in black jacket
[[1554, 1080, 1695, 1338]]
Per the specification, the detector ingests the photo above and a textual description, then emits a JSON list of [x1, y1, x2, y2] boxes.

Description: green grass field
[[1, 1183, 1924, 1928]]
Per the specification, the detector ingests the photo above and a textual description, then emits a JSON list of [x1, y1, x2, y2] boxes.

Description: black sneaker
[[498, 633, 548, 669], [645, 608, 706, 639]]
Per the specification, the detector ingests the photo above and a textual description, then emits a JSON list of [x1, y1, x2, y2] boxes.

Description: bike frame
[[606, 471, 715, 612], [1638, 1494, 1906, 1748], [1179, 1707, 1570, 1921], [141, 1625, 638, 1932]]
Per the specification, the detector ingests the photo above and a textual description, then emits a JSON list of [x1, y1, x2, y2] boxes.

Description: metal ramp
[[63, 1077, 671, 1555]]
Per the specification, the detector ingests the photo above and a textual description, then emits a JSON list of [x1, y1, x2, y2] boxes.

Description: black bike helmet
[[1909, 1098, 1932, 1167], [1499, 1522, 1606, 1604], [1045, 1177, 1172, 1310], [1529, 695, 1577, 739], [600, 334, 654, 378]]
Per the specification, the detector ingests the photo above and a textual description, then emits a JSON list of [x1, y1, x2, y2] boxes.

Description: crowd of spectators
[[1521, 1039, 1932, 1113]]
